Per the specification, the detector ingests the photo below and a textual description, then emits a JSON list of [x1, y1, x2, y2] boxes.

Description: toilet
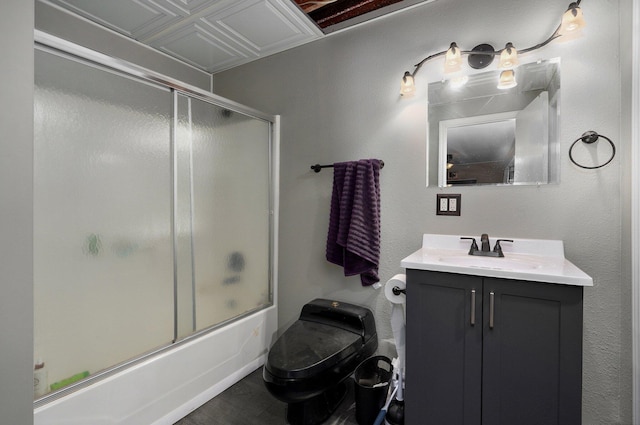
[[263, 298, 378, 425]]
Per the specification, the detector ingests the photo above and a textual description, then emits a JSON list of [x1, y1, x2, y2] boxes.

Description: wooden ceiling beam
[[307, 0, 402, 28], [293, 0, 338, 14]]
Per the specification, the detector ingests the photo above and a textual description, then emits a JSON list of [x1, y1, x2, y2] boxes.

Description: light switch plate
[[436, 194, 461, 216]]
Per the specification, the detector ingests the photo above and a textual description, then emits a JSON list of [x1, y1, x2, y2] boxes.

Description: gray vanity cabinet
[[406, 269, 583, 425]]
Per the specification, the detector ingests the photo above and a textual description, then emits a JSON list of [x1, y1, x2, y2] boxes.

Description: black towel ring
[[569, 131, 616, 170]]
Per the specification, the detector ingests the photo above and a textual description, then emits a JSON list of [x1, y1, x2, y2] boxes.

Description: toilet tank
[[299, 299, 377, 345]]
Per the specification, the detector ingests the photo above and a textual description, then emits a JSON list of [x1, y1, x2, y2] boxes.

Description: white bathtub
[[34, 306, 277, 425]]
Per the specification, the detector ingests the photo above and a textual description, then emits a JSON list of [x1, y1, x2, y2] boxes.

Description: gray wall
[[1, 1, 34, 424], [214, 0, 632, 423]]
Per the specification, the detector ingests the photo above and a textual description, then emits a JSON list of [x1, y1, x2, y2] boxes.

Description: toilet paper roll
[[384, 274, 406, 304], [391, 304, 406, 370]]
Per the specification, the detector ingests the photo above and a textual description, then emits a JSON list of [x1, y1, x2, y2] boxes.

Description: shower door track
[[34, 30, 274, 122]]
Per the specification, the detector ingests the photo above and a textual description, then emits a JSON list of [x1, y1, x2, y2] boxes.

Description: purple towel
[[326, 159, 381, 286]]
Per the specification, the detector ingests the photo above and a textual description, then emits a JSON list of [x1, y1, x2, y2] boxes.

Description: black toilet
[[263, 299, 378, 425]]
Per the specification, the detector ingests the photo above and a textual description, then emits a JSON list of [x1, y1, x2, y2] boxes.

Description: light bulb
[[560, 3, 585, 35], [497, 70, 517, 89], [400, 72, 416, 96], [449, 75, 469, 89], [444, 42, 462, 73], [499, 42, 519, 69]]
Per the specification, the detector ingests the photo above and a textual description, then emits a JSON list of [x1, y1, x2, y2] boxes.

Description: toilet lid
[[266, 320, 362, 379]]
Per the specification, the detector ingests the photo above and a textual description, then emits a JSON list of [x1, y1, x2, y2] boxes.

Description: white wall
[[214, 0, 632, 423], [0, 1, 35, 424]]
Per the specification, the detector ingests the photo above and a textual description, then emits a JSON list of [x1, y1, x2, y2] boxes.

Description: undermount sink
[[400, 234, 593, 286]]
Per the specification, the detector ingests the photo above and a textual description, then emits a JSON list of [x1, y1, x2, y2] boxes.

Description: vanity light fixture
[[446, 154, 455, 169], [560, 2, 586, 34], [449, 75, 469, 89], [498, 43, 519, 69], [444, 42, 462, 73], [399, 0, 585, 96], [400, 71, 416, 96], [497, 69, 517, 90]]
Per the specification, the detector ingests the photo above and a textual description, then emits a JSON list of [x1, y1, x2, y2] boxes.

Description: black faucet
[[461, 234, 513, 257], [480, 233, 491, 252]]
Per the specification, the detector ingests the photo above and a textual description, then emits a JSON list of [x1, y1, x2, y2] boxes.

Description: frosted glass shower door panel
[[189, 99, 272, 330], [34, 49, 174, 393]]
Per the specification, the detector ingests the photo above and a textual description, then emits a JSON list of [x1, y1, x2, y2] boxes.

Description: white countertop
[[400, 234, 593, 287]]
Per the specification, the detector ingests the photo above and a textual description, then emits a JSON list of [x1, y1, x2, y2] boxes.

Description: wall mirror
[[427, 58, 560, 187]]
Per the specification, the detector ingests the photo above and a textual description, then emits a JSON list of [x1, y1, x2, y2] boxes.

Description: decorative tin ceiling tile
[[40, 0, 441, 73], [201, 0, 314, 54], [157, 0, 213, 15], [46, 0, 182, 39], [149, 23, 253, 72], [44, 0, 322, 73], [43, 0, 435, 73]]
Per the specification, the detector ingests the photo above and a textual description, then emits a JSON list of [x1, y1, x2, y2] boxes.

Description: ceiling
[[293, 0, 401, 29], [40, 0, 434, 74]]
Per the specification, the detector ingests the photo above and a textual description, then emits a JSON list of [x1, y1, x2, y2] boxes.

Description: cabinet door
[[406, 270, 483, 425], [482, 278, 583, 425]]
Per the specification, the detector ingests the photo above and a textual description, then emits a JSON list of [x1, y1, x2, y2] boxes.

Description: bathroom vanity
[[401, 234, 593, 425]]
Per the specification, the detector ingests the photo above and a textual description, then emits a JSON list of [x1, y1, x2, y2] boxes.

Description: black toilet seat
[[266, 320, 362, 380]]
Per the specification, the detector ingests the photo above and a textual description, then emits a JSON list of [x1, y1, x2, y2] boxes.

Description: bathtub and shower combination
[[33, 32, 279, 424]]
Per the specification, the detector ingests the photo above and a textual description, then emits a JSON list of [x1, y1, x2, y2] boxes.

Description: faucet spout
[[481, 234, 491, 252]]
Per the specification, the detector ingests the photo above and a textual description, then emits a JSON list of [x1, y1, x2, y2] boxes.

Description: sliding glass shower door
[[34, 46, 273, 399], [185, 95, 272, 332], [173, 94, 272, 338]]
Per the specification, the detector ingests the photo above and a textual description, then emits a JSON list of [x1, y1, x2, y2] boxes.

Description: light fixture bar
[[400, 0, 584, 95]]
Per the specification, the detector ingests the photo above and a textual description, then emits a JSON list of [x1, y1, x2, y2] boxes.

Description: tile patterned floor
[[174, 367, 360, 425]]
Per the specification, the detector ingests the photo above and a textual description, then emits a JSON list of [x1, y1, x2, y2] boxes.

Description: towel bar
[[311, 160, 385, 173]]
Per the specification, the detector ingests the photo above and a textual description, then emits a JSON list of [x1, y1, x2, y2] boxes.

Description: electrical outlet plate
[[436, 194, 461, 216]]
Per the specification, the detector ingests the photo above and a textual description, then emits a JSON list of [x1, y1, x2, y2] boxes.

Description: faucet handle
[[493, 239, 514, 257], [460, 237, 478, 255]]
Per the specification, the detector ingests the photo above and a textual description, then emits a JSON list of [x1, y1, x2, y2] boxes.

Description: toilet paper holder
[[385, 274, 407, 304], [392, 286, 406, 296]]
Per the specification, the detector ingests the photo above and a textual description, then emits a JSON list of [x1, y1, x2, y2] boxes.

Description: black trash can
[[354, 356, 393, 425]]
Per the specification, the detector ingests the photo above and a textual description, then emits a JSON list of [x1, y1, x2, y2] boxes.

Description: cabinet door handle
[[470, 289, 476, 326], [489, 291, 495, 329]]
